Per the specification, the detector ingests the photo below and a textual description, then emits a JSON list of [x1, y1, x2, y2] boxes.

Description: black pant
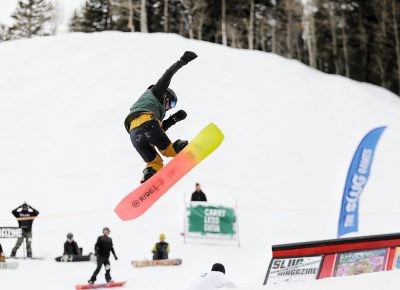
[[130, 120, 172, 162], [153, 251, 168, 260], [90, 256, 111, 282]]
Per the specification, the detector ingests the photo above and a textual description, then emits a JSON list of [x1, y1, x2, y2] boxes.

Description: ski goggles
[[169, 100, 176, 109]]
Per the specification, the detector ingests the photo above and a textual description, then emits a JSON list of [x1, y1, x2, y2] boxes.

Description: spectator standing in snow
[[88, 227, 118, 284], [186, 263, 236, 290], [152, 233, 170, 260], [190, 183, 207, 202], [10, 202, 39, 258], [0, 242, 4, 262]]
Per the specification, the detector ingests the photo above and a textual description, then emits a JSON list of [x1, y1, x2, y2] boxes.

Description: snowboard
[[132, 258, 182, 267], [55, 253, 96, 262], [75, 281, 126, 289], [0, 261, 19, 269], [115, 123, 224, 221], [7, 256, 45, 260]]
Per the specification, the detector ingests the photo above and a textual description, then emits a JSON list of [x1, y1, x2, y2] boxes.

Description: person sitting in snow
[[124, 51, 198, 183], [186, 263, 236, 290], [152, 233, 170, 260], [64, 233, 81, 256]]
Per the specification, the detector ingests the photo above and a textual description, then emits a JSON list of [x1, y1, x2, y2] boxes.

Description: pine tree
[[10, 0, 54, 39], [80, 0, 111, 32], [69, 9, 85, 32], [0, 24, 11, 42]]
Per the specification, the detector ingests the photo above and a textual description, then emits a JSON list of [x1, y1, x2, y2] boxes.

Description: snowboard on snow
[[75, 281, 126, 289], [115, 123, 224, 221], [131, 258, 182, 267], [55, 253, 96, 262], [6, 256, 45, 260], [0, 261, 19, 269]]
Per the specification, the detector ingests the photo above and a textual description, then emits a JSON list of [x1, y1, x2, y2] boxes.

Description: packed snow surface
[[0, 32, 400, 290]]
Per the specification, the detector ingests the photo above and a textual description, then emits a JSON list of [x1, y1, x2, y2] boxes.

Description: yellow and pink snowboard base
[[115, 123, 224, 221]]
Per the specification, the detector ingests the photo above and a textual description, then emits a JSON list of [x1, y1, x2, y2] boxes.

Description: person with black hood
[[88, 227, 118, 284], [190, 183, 207, 202], [186, 263, 236, 290], [10, 202, 39, 258], [64, 233, 81, 256], [124, 51, 198, 183]]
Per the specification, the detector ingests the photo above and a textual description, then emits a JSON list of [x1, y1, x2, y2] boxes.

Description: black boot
[[141, 167, 157, 183], [173, 140, 188, 153]]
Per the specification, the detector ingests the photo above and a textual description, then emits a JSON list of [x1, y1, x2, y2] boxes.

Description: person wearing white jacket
[[186, 263, 236, 290]]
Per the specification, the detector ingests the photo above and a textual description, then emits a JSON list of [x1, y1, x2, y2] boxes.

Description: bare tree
[[247, 0, 255, 49], [221, 0, 227, 45], [140, 0, 148, 32], [340, 6, 350, 77], [304, 0, 317, 68], [391, 0, 400, 94], [164, 0, 169, 32], [180, 0, 207, 39], [328, 1, 340, 74]]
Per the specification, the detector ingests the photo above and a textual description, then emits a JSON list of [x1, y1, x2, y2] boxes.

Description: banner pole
[[183, 193, 187, 244], [23, 236, 26, 259], [236, 199, 241, 248]]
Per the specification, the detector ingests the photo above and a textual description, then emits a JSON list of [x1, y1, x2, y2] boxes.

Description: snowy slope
[[0, 32, 399, 290]]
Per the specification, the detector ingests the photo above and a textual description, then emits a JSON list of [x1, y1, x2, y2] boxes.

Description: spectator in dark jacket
[[152, 233, 170, 260], [11, 202, 39, 258], [64, 233, 81, 256], [0, 242, 4, 262], [191, 183, 207, 202], [88, 227, 118, 284]]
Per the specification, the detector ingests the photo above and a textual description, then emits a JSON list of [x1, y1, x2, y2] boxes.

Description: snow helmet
[[211, 263, 225, 274], [67, 233, 73, 239], [159, 233, 166, 240], [166, 88, 177, 109], [22, 202, 28, 209]]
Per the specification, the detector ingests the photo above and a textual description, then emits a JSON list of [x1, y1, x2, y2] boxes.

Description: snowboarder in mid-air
[[124, 51, 198, 183]]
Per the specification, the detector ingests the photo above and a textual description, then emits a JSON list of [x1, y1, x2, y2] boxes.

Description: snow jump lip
[[114, 123, 224, 221]]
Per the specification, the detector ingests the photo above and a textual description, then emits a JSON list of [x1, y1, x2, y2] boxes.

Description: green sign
[[187, 204, 236, 236]]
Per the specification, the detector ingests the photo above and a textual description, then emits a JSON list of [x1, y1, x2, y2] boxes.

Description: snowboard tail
[[0, 261, 19, 269], [132, 258, 182, 267], [55, 254, 96, 262], [75, 281, 126, 289], [115, 123, 224, 221]]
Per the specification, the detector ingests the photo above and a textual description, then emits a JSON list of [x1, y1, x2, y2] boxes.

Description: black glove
[[162, 110, 187, 131], [114, 255, 118, 260], [180, 51, 197, 65]]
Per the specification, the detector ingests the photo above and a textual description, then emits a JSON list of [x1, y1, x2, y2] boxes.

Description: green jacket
[[124, 89, 166, 132], [124, 56, 191, 132]]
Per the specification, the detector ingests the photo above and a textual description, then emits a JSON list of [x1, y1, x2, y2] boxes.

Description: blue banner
[[337, 127, 386, 237]]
